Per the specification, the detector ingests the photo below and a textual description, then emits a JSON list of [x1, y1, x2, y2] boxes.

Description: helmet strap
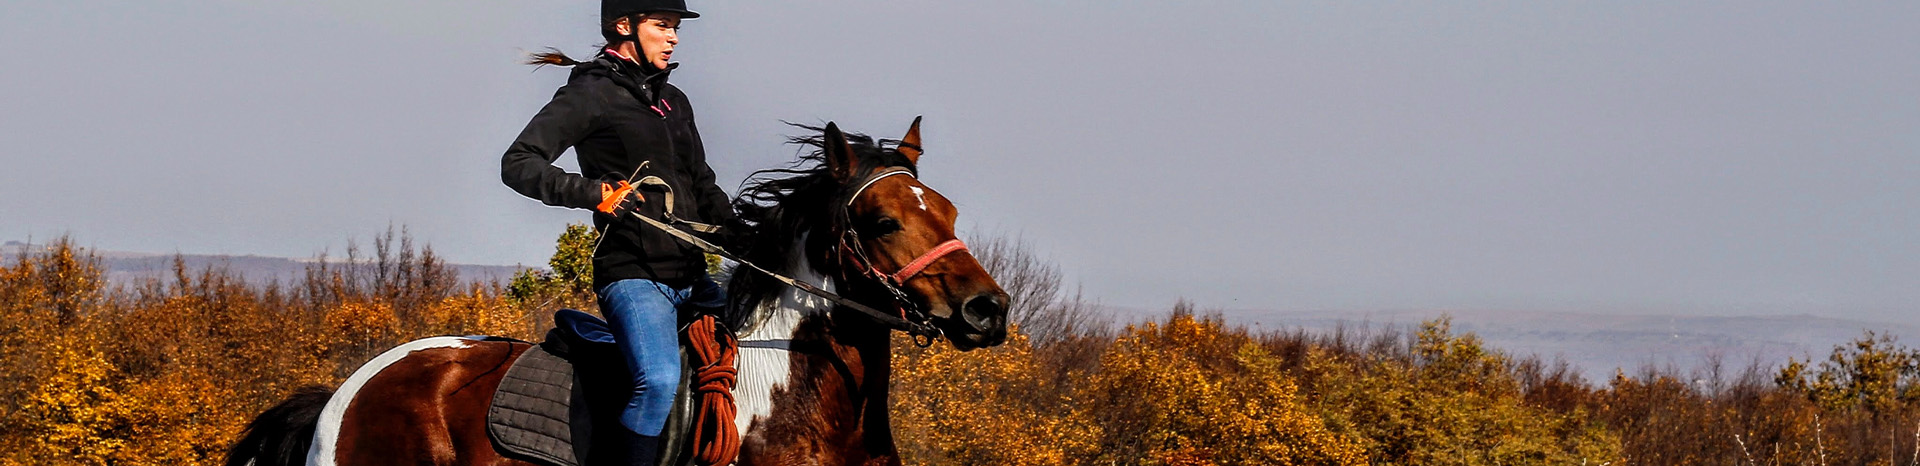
[[602, 15, 643, 67]]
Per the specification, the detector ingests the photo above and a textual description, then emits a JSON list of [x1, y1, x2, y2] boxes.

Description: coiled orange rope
[[686, 315, 739, 466]]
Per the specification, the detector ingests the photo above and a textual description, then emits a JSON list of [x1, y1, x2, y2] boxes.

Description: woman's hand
[[597, 180, 645, 217]]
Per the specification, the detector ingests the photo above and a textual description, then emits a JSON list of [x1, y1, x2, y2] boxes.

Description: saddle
[[486, 309, 738, 466]]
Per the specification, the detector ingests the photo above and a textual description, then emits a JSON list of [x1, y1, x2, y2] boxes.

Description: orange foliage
[[1285, 319, 1622, 465], [0, 234, 539, 466], [893, 331, 1101, 466], [4, 232, 1917, 466], [1084, 312, 1366, 466], [894, 310, 1366, 466]]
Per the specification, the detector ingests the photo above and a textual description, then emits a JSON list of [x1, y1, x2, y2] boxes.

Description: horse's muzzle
[[951, 291, 1009, 349]]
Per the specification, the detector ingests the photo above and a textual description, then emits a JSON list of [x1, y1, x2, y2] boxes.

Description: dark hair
[[524, 16, 628, 67], [525, 47, 588, 67]]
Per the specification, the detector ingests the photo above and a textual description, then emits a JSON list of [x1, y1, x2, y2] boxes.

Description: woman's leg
[[597, 279, 688, 438]]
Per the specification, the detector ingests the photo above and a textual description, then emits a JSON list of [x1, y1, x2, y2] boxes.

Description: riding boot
[[623, 430, 662, 466]]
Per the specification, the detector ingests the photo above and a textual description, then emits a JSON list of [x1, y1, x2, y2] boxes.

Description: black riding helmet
[[602, 0, 697, 47], [603, 0, 699, 24]]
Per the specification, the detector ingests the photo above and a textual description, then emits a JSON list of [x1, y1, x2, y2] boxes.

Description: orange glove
[[597, 180, 644, 215]]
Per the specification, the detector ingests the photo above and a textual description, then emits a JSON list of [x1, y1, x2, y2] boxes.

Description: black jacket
[[501, 56, 736, 290]]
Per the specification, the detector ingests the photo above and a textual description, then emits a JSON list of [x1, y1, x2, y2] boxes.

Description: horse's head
[[821, 118, 1009, 350]]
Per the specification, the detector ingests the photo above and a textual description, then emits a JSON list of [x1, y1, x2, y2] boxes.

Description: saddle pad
[[488, 345, 579, 466]]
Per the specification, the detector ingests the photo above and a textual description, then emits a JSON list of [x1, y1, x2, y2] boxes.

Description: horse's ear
[[824, 122, 860, 181], [897, 116, 923, 165]]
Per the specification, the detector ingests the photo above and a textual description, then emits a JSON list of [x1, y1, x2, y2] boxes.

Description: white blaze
[[908, 186, 928, 210]]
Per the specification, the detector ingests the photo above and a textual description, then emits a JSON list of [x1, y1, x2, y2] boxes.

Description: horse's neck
[[732, 240, 898, 464], [732, 244, 829, 433]]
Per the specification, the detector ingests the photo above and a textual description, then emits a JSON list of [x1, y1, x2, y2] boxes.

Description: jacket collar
[[577, 49, 677, 103]]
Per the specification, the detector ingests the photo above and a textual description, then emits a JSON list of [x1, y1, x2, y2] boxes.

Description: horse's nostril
[[961, 292, 1008, 331], [964, 293, 1003, 315]]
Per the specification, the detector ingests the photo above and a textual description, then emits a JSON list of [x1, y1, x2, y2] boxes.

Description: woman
[[499, 1, 733, 464]]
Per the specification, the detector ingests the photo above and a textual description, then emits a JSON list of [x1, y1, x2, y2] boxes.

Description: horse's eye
[[866, 217, 902, 236]]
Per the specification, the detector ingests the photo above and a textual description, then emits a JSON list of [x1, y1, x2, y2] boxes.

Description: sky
[[2, 1, 1915, 323]]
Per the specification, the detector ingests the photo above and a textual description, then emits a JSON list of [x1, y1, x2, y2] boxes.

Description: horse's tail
[[225, 385, 334, 466]]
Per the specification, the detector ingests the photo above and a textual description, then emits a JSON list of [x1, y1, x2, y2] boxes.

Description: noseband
[[836, 168, 970, 344]]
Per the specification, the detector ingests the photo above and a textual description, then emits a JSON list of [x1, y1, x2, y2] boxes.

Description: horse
[[223, 119, 1010, 466]]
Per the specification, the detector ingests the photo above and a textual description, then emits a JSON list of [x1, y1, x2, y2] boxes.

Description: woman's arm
[[501, 83, 605, 210], [680, 106, 748, 247], [682, 107, 737, 225]]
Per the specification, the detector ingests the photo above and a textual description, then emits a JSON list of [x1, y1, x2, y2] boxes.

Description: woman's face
[[624, 13, 682, 69]]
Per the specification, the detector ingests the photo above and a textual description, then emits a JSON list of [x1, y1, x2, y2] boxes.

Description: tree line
[[1, 229, 1915, 465]]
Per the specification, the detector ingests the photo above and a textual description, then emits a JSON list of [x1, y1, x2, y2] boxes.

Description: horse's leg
[[327, 339, 538, 466]]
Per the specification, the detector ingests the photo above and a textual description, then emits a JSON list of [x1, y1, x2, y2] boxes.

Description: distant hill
[[1209, 308, 1920, 382], [1, 241, 529, 286]]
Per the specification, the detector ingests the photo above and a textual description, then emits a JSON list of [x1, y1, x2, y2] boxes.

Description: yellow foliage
[[891, 311, 1634, 466], [1777, 331, 1920, 413], [1296, 319, 1622, 465], [893, 331, 1102, 466], [894, 314, 1367, 466], [1086, 314, 1366, 466], [0, 236, 542, 466], [418, 286, 541, 340], [12, 332, 126, 466]]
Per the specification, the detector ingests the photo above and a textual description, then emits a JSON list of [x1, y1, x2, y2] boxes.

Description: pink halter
[[877, 239, 968, 285]]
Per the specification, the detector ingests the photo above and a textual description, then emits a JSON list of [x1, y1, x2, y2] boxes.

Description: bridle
[[832, 168, 972, 345], [622, 165, 968, 345]]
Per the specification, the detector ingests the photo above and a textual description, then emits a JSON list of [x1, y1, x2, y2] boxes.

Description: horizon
[[5, 238, 1913, 332]]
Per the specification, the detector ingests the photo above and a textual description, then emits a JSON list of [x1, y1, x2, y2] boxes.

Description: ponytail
[[526, 47, 584, 68], [529, 15, 631, 68]]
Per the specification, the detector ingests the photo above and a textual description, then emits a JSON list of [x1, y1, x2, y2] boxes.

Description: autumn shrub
[[1273, 318, 1621, 465], [1779, 332, 1920, 415], [506, 223, 601, 314], [418, 285, 543, 340], [894, 234, 1618, 465], [1084, 308, 1367, 466], [894, 308, 1367, 466], [1583, 332, 1920, 466], [893, 233, 1110, 466], [893, 331, 1102, 466], [0, 232, 538, 466], [0, 239, 91, 459]]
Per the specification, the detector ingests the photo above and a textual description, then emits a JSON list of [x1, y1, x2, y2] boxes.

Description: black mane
[[723, 124, 916, 330]]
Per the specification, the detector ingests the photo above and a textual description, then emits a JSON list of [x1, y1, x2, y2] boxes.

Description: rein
[[622, 167, 963, 344]]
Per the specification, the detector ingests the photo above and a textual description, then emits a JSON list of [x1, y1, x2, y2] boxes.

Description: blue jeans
[[596, 277, 725, 436]]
